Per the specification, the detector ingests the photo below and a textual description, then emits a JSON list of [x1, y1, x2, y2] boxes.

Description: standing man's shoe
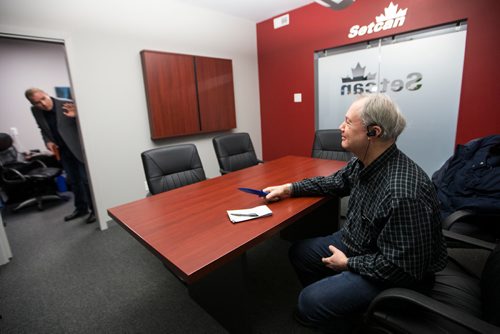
[[86, 212, 96, 224], [64, 210, 88, 221]]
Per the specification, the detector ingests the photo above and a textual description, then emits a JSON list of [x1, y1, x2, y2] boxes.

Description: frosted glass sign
[[316, 24, 467, 176]]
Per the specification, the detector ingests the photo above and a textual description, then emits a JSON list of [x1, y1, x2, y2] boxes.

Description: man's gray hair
[[358, 93, 406, 140]]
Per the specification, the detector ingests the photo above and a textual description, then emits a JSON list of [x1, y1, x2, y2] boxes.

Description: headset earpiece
[[367, 129, 376, 137]]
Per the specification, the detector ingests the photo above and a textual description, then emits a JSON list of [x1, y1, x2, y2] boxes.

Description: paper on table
[[227, 205, 273, 223]]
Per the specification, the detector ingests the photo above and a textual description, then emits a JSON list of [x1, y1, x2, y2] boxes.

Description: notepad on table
[[227, 205, 273, 223]]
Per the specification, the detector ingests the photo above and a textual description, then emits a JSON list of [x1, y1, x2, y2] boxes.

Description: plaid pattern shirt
[[292, 144, 448, 285]]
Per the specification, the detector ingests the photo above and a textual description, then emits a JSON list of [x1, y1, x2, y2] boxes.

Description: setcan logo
[[348, 2, 408, 39], [340, 62, 422, 95]]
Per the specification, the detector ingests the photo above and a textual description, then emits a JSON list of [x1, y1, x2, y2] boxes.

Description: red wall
[[257, 0, 500, 160]]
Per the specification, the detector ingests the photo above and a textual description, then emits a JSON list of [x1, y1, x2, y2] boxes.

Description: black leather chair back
[[312, 129, 352, 161], [0, 133, 13, 151], [0, 132, 17, 166], [141, 144, 206, 195], [212, 133, 261, 174]]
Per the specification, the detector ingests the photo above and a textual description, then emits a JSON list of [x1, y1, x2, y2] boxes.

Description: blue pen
[[238, 188, 269, 197]]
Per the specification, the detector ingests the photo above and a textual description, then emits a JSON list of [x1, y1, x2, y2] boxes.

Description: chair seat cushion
[[363, 263, 483, 333], [429, 260, 482, 318], [27, 167, 61, 180]]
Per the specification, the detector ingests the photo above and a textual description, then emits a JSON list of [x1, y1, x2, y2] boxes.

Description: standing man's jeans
[[60, 147, 93, 214], [289, 231, 386, 333]]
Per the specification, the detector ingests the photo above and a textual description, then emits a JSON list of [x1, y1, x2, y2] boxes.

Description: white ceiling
[[181, 0, 314, 22]]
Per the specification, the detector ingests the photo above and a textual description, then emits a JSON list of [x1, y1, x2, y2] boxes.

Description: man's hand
[[46, 141, 57, 153], [322, 245, 348, 271], [62, 103, 77, 118], [46, 141, 60, 160], [263, 183, 293, 202]]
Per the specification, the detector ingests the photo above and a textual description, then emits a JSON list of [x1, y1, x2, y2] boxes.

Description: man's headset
[[367, 126, 377, 137], [363, 125, 377, 161]]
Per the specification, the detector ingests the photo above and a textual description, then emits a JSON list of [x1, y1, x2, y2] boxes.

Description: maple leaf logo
[[342, 63, 377, 83], [376, 2, 408, 22]]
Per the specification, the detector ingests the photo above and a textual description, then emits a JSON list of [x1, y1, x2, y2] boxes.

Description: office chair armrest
[[365, 288, 499, 334], [220, 168, 231, 175], [443, 229, 496, 251], [443, 209, 475, 229], [29, 159, 48, 168], [1, 167, 27, 183], [443, 209, 500, 230]]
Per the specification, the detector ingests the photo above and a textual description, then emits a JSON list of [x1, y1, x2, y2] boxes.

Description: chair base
[[12, 194, 69, 212]]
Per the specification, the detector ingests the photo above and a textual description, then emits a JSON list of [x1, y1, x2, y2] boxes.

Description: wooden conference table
[[107, 155, 347, 285]]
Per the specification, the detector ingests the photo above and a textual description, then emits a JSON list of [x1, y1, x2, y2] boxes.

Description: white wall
[[0, 38, 70, 153], [0, 0, 262, 229]]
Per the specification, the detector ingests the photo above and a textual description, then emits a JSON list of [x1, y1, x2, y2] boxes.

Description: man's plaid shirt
[[291, 144, 447, 285]]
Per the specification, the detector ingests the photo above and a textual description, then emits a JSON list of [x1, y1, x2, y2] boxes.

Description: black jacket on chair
[[433, 135, 500, 219]]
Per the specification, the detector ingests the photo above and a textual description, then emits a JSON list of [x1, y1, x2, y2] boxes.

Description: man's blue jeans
[[289, 231, 386, 332]]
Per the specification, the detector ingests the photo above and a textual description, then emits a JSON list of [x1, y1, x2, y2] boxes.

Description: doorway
[[0, 36, 95, 218]]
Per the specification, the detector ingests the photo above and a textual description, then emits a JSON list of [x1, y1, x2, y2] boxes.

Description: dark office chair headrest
[[314, 129, 345, 152], [0, 133, 13, 152]]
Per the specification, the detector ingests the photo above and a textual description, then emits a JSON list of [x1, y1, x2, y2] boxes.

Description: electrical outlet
[[10, 127, 18, 135]]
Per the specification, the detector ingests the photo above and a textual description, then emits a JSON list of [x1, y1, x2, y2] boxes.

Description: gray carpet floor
[[0, 193, 315, 333]]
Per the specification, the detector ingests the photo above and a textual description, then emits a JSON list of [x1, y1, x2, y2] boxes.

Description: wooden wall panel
[[195, 56, 236, 132], [141, 50, 236, 139], [141, 51, 200, 139]]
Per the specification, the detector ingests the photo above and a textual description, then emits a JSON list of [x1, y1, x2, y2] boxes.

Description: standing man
[[25, 88, 95, 224], [264, 94, 447, 332]]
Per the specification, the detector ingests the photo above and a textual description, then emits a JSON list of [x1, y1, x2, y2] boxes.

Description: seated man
[[264, 93, 447, 333]]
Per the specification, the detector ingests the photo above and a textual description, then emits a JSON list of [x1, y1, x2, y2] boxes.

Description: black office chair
[[312, 129, 352, 220], [432, 135, 500, 247], [141, 143, 206, 195], [212, 132, 263, 175], [311, 129, 352, 161], [360, 235, 500, 333], [0, 133, 64, 212], [1, 162, 65, 212]]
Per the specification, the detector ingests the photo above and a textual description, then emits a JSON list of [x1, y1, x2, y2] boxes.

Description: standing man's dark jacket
[[31, 97, 85, 163]]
